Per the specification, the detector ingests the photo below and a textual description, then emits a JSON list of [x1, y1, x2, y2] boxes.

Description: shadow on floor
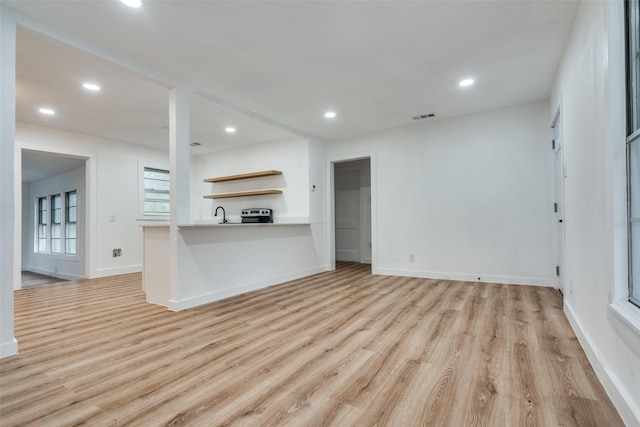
[[21, 271, 68, 288]]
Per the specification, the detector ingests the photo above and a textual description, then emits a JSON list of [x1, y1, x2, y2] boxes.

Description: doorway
[[21, 149, 87, 287], [333, 159, 372, 264], [552, 111, 565, 292]]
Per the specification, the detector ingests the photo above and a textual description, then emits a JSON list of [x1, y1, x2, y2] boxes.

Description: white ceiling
[[21, 150, 85, 183], [6, 0, 579, 155], [15, 27, 297, 156]]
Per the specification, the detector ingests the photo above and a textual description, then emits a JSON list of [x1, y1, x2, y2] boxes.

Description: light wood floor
[[1, 263, 623, 426], [21, 271, 68, 288]]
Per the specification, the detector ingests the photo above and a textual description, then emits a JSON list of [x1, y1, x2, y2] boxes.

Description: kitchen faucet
[[215, 206, 227, 224]]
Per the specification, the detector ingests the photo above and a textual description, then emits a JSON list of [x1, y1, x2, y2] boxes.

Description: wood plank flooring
[[20, 271, 68, 288], [0, 263, 624, 426]]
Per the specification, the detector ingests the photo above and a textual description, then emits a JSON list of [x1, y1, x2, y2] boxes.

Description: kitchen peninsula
[[141, 137, 327, 311], [142, 221, 325, 310]]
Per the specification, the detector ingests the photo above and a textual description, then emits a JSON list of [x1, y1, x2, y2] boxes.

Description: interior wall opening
[[333, 158, 372, 265], [20, 149, 87, 288]]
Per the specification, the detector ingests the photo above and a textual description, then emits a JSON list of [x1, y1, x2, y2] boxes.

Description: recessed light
[[225, 127, 236, 133], [324, 111, 336, 118], [82, 82, 101, 92], [459, 79, 474, 87], [120, 0, 142, 7], [39, 108, 55, 115]]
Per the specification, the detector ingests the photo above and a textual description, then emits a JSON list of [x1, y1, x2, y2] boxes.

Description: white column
[[169, 86, 191, 226], [168, 86, 191, 305], [0, 6, 18, 358]]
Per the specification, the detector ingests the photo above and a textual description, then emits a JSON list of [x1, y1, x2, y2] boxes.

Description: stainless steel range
[[241, 208, 273, 223]]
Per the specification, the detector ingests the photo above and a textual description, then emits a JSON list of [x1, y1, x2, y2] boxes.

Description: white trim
[[608, 301, 640, 346], [83, 155, 96, 279], [136, 216, 170, 222], [610, 0, 632, 308], [137, 159, 171, 220], [551, 103, 566, 292], [17, 142, 97, 278], [0, 338, 18, 359], [333, 160, 371, 264], [95, 264, 142, 277], [326, 151, 377, 272], [608, 0, 633, 317], [13, 146, 21, 291], [374, 267, 556, 287], [565, 301, 640, 427], [167, 266, 328, 311], [629, 127, 640, 142]]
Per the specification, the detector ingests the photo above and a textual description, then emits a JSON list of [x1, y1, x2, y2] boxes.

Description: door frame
[[334, 159, 372, 264], [15, 144, 97, 289], [551, 107, 566, 292], [326, 152, 376, 271]]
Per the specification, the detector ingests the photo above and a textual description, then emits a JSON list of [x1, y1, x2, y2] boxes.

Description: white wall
[[15, 122, 170, 279], [326, 101, 556, 286], [191, 137, 310, 223], [551, 1, 640, 425], [24, 165, 86, 280], [308, 138, 326, 225]]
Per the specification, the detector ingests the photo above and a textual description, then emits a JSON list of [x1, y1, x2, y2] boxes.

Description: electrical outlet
[[113, 248, 122, 257], [409, 254, 415, 262]]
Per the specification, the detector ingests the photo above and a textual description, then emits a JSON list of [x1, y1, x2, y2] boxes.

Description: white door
[[553, 120, 565, 292], [335, 167, 361, 262]]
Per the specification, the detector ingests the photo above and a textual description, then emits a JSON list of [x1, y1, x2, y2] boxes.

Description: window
[[65, 191, 77, 255], [627, 0, 640, 307], [37, 197, 47, 252], [50, 194, 61, 254], [34, 191, 78, 256], [143, 167, 170, 214]]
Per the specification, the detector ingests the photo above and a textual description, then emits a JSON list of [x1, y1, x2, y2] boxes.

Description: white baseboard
[[565, 301, 640, 427], [24, 267, 85, 281], [95, 264, 142, 278], [373, 267, 556, 287], [0, 338, 18, 359], [168, 266, 329, 311]]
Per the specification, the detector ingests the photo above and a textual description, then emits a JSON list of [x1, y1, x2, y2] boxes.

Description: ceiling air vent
[[412, 113, 436, 120]]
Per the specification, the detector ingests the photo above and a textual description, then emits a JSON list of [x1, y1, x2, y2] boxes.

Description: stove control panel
[[241, 208, 273, 223]]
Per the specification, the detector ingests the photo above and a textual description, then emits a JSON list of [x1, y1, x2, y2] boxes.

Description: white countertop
[[178, 222, 310, 228], [142, 221, 311, 228]]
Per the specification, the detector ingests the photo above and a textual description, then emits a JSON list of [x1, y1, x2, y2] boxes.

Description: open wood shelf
[[203, 189, 283, 199], [203, 170, 282, 183]]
